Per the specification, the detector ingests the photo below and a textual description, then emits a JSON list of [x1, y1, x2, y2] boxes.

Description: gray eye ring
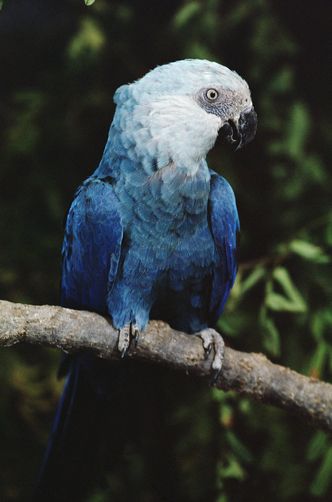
[[205, 88, 219, 101]]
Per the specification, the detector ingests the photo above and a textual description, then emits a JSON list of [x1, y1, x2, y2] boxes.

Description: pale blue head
[[110, 59, 257, 170]]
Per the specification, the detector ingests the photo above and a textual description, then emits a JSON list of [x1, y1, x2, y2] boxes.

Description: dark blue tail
[[35, 355, 128, 501], [35, 356, 184, 501]]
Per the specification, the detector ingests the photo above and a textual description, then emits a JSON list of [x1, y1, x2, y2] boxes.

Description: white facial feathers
[[112, 59, 253, 170]]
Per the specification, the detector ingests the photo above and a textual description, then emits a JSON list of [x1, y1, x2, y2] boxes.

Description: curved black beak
[[219, 107, 257, 150]]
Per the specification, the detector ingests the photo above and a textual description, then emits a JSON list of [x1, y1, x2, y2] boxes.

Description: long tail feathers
[[35, 357, 113, 501]]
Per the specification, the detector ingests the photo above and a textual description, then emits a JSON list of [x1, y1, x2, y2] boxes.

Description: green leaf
[[289, 239, 330, 263], [265, 292, 306, 312], [311, 309, 332, 341], [306, 431, 328, 462], [308, 343, 328, 378], [225, 431, 253, 463], [220, 405, 234, 428], [268, 67, 294, 94], [217, 313, 247, 337], [238, 398, 251, 415], [173, 2, 201, 28], [287, 102, 310, 159], [218, 455, 246, 481], [310, 447, 332, 496], [240, 267, 266, 296], [269, 267, 307, 312], [262, 316, 281, 356], [84, 0, 96, 6], [68, 18, 105, 61], [216, 496, 228, 502]]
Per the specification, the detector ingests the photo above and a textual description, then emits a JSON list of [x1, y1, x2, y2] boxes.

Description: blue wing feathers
[[208, 171, 239, 324], [61, 178, 123, 313]]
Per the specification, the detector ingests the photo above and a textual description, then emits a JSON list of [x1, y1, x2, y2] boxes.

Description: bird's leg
[[198, 328, 225, 386], [117, 323, 140, 357]]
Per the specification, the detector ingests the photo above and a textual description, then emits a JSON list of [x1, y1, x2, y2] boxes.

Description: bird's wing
[[36, 177, 123, 497], [208, 171, 239, 325], [61, 177, 123, 313]]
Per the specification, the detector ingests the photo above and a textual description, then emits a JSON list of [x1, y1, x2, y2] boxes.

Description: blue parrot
[[36, 59, 256, 500]]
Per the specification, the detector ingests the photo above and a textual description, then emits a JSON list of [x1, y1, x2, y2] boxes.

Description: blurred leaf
[[306, 431, 328, 462], [173, 2, 201, 28], [302, 154, 327, 185], [261, 315, 281, 357], [238, 398, 251, 415], [68, 18, 105, 61], [289, 239, 330, 263], [220, 405, 234, 428], [218, 310, 252, 336], [216, 496, 228, 502], [211, 387, 227, 403], [268, 67, 294, 94], [218, 455, 246, 481], [84, 0, 96, 6], [7, 91, 45, 156], [269, 267, 307, 312], [265, 291, 306, 313], [311, 308, 332, 341], [310, 447, 332, 497], [308, 342, 328, 378], [240, 266, 266, 296], [225, 431, 253, 463], [287, 102, 310, 159]]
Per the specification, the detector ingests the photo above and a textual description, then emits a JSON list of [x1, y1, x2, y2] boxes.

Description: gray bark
[[0, 299, 331, 432]]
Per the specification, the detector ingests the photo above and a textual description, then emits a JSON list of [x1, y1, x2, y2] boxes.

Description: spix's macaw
[[37, 59, 257, 500]]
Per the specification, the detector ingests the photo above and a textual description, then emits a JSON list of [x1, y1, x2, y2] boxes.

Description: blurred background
[[0, 0, 331, 500]]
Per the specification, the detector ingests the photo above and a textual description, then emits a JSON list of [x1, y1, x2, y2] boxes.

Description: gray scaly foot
[[198, 328, 225, 385], [117, 323, 140, 357]]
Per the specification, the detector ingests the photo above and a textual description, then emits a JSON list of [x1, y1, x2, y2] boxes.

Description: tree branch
[[0, 299, 331, 432]]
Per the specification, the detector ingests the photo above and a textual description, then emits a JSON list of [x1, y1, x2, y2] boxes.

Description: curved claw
[[198, 328, 225, 386], [118, 326, 131, 358], [117, 323, 141, 357], [132, 327, 140, 347]]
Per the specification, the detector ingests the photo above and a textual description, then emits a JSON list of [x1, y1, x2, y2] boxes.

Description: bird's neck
[[94, 126, 211, 236]]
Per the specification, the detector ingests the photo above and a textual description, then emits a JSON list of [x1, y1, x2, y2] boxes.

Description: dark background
[[0, 0, 331, 500]]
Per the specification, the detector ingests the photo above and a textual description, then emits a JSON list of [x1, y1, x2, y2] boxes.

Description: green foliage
[[0, 0, 331, 500], [289, 239, 330, 264]]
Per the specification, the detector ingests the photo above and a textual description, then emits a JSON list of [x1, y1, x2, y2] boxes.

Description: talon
[[198, 328, 225, 386], [117, 323, 141, 357], [203, 343, 212, 359], [118, 325, 131, 358], [132, 327, 140, 347], [210, 368, 222, 387]]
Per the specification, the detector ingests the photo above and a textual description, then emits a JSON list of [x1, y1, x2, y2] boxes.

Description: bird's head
[[112, 59, 257, 170]]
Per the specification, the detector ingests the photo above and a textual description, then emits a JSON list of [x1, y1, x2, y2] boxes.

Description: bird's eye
[[206, 89, 219, 101]]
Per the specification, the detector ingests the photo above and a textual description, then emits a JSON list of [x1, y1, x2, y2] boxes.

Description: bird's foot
[[118, 323, 140, 358], [198, 328, 225, 386]]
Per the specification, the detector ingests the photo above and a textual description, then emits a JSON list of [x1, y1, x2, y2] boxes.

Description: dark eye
[[206, 88, 219, 101]]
